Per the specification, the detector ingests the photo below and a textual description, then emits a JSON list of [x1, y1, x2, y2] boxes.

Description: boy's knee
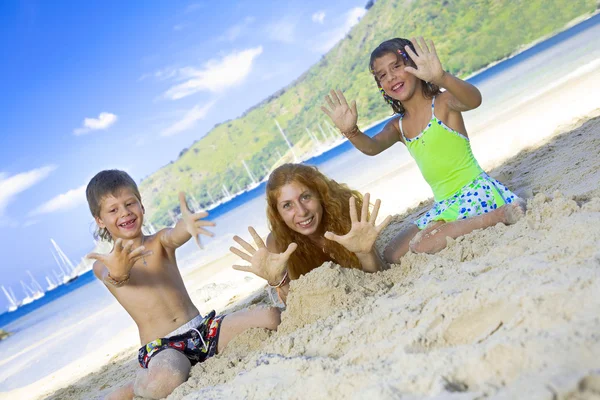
[[135, 351, 190, 399], [263, 307, 281, 331], [383, 244, 399, 263]]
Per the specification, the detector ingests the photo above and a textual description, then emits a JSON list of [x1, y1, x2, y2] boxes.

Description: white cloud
[[312, 11, 326, 24], [173, 23, 188, 32], [0, 165, 57, 217], [74, 112, 118, 136], [314, 7, 366, 53], [29, 184, 87, 217], [265, 20, 296, 44], [162, 47, 263, 100], [185, 3, 203, 13], [219, 17, 255, 42], [161, 102, 215, 137]]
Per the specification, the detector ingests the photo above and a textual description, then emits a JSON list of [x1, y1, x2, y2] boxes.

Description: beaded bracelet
[[105, 272, 130, 287], [341, 125, 361, 139], [268, 270, 289, 289]]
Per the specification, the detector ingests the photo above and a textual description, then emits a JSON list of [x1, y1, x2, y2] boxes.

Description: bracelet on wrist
[[268, 270, 289, 289], [340, 125, 361, 139], [105, 272, 130, 287]]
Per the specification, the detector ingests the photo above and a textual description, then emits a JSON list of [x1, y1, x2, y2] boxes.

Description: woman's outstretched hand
[[321, 89, 358, 133], [230, 227, 297, 285], [324, 193, 392, 255], [403, 37, 445, 87]]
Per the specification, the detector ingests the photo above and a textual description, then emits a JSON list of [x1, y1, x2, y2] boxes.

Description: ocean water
[[1, 12, 600, 394]]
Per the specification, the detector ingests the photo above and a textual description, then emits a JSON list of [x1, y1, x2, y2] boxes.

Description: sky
[[0, 0, 368, 308]]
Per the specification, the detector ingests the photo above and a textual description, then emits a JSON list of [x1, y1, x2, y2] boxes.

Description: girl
[[321, 37, 525, 263], [229, 163, 391, 304]]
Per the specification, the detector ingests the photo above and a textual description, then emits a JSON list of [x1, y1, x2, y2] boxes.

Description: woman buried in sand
[[229, 163, 392, 304]]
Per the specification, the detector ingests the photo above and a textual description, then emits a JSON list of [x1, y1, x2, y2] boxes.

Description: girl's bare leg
[[410, 200, 526, 254], [217, 307, 281, 353], [383, 224, 421, 263]]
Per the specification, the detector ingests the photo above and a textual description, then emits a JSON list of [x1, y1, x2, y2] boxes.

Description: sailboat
[[50, 239, 79, 284], [45, 275, 58, 292], [2, 285, 20, 312]]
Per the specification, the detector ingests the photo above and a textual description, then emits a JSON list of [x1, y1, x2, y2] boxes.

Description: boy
[[86, 170, 281, 400]]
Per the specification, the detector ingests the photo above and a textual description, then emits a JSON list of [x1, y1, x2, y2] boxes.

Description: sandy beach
[[6, 46, 600, 400]]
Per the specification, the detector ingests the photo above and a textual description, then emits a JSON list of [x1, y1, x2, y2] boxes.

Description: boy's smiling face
[[95, 188, 145, 241]]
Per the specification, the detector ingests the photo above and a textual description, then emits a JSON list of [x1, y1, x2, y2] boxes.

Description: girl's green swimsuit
[[400, 96, 518, 229]]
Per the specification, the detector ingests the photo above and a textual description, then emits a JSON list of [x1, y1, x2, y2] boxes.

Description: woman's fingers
[[248, 226, 266, 248], [361, 193, 370, 222], [232, 264, 253, 273], [233, 235, 256, 255], [229, 246, 252, 262], [370, 198, 381, 223], [324, 231, 342, 243], [282, 242, 298, 258]]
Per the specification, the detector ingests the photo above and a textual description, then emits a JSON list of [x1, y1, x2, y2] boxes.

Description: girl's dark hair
[[86, 169, 142, 241], [369, 38, 441, 115]]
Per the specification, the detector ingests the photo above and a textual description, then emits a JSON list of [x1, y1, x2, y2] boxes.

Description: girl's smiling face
[[372, 52, 419, 102], [276, 181, 324, 238]]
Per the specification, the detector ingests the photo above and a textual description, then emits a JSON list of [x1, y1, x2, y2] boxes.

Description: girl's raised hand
[[324, 193, 392, 255], [179, 192, 216, 248], [87, 238, 152, 279], [230, 227, 297, 285], [321, 89, 358, 133], [403, 37, 445, 86]]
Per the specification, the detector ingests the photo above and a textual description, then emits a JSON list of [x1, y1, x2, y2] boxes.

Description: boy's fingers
[[128, 246, 146, 258], [122, 240, 134, 253], [113, 238, 123, 252], [370, 198, 381, 223], [86, 252, 104, 261], [233, 235, 256, 254], [194, 235, 203, 249], [195, 225, 215, 237], [232, 265, 252, 273], [191, 211, 210, 220], [376, 215, 393, 233], [179, 192, 190, 214], [248, 226, 266, 248], [195, 219, 216, 227], [230, 246, 252, 262]]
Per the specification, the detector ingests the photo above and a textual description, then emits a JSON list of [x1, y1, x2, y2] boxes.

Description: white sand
[[7, 54, 600, 400]]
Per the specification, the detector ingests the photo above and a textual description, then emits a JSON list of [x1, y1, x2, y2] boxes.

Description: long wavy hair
[[369, 38, 441, 115], [266, 164, 363, 280]]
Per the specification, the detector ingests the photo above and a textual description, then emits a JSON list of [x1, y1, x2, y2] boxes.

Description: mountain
[[139, 0, 596, 228]]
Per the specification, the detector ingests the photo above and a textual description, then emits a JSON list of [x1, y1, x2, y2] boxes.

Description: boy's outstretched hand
[[321, 89, 358, 134], [87, 238, 152, 280], [230, 226, 297, 285], [324, 193, 392, 255], [403, 37, 445, 87], [179, 192, 215, 248]]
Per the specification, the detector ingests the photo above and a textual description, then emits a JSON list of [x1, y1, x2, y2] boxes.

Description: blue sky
[[0, 0, 368, 309]]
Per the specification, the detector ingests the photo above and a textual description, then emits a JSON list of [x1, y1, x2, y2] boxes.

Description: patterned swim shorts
[[415, 172, 518, 229], [138, 310, 225, 368]]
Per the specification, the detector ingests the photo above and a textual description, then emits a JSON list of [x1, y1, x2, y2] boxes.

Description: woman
[[229, 163, 391, 303]]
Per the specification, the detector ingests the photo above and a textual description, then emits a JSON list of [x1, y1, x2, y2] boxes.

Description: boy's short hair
[[86, 169, 142, 241]]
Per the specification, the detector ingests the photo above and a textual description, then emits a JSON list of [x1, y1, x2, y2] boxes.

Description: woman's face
[[276, 181, 324, 238]]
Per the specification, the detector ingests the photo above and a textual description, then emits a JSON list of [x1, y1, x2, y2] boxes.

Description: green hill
[[139, 0, 596, 228]]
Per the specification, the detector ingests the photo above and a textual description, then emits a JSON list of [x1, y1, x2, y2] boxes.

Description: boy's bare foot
[[501, 199, 526, 225]]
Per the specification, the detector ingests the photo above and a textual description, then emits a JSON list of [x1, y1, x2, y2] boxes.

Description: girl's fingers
[[418, 36, 429, 53], [232, 264, 253, 273], [370, 198, 381, 223], [191, 211, 210, 221], [330, 89, 341, 105], [321, 105, 332, 118], [428, 39, 438, 56], [336, 90, 348, 107], [233, 235, 256, 254], [325, 94, 335, 109], [404, 44, 418, 62], [361, 193, 370, 222], [376, 215, 393, 233], [282, 242, 298, 258], [324, 231, 342, 243], [410, 37, 422, 57], [229, 246, 252, 262], [349, 196, 358, 224], [179, 192, 190, 214], [404, 66, 418, 76], [248, 226, 266, 248]]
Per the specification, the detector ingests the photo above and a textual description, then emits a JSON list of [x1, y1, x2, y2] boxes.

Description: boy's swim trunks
[[138, 310, 225, 368]]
